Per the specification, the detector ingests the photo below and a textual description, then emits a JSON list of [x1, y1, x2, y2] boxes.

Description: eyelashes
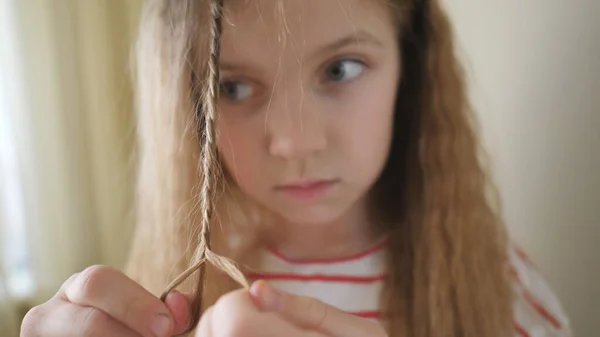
[[323, 59, 365, 83], [219, 57, 367, 104], [221, 80, 253, 102]]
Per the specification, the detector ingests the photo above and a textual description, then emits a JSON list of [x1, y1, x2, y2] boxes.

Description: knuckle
[[285, 295, 329, 329], [304, 298, 328, 328], [297, 295, 316, 312], [120, 296, 138, 325], [70, 265, 113, 303], [79, 306, 110, 337], [20, 304, 45, 336], [61, 272, 80, 291]]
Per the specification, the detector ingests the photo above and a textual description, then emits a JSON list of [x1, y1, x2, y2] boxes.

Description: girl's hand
[[20, 265, 191, 337], [196, 281, 387, 337]]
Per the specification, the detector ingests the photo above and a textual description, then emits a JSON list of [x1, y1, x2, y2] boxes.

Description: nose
[[266, 95, 327, 159]]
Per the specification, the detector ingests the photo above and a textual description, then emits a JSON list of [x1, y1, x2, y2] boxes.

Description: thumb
[[163, 290, 193, 335], [249, 281, 386, 337]]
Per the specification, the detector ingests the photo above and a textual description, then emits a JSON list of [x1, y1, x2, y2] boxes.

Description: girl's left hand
[[195, 280, 387, 337], [252, 281, 387, 337]]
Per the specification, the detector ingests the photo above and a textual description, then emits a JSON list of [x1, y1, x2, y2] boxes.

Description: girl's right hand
[[20, 265, 192, 337]]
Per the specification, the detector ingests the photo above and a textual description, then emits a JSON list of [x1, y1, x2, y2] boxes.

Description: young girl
[[21, 0, 573, 336]]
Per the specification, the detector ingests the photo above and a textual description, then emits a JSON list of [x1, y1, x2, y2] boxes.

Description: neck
[[263, 197, 381, 260]]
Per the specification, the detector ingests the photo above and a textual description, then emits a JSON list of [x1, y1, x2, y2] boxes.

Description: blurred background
[[0, 0, 598, 336]]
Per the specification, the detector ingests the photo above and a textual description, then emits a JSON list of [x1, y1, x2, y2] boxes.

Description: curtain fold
[[0, 1, 141, 335]]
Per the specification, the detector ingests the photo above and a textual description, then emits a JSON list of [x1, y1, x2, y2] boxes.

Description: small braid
[[160, 0, 249, 332]]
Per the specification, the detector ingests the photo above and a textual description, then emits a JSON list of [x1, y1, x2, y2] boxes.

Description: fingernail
[[253, 280, 283, 310], [150, 313, 171, 337]]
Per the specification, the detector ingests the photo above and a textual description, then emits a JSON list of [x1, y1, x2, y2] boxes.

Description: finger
[[163, 290, 192, 335], [57, 272, 80, 295], [258, 313, 330, 337], [250, 281, 387, 337], [196, 291, 261, 337], [195, 305, 214, 337], [21, 299, 141, 337], [61, 265, 175, 337], [198, 299, 327, 337]]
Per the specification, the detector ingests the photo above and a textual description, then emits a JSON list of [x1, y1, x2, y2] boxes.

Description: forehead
[[221, 0, 396, 60]]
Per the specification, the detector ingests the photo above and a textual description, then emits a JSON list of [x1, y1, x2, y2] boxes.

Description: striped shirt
[[245, 240, 573, 336]]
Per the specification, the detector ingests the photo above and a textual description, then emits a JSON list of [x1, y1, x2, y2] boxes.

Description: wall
[[5, 0, 141, 302], [71, 0, 141, 270], [445, 0, 600, 335], [1, 1, 142, 334]]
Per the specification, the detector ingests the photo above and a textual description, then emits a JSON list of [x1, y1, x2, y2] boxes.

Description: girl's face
[[217, 0, 401, 226]]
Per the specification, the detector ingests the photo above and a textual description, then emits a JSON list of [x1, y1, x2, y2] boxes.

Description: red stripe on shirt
[[513, 321, 531, 337], [522, 289, 562, 329], [514, 245, 538, 270], [245, 272, 386, 283], [351, 311, 382, 319], [509, 263, 562, 330], [508, 265, 520, 281], [267, 238, 388, 264]]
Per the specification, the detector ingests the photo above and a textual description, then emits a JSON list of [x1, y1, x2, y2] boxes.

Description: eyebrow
[[313, 30, 385, 57], [220, 62, 257, 73], [220, 30, 384, 72]]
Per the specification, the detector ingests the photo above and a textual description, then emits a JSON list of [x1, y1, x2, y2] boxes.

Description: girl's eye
[[220, 80, 253, 102], [324, 59, 364, 82]]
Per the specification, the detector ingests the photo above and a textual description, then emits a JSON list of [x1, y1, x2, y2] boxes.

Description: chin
[[274, 204, 348, 227]]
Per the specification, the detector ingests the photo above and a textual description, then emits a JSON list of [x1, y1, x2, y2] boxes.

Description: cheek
[[347, 114, 393, 176], [217, 121, 264, 190], [336, 83, 397, 181]]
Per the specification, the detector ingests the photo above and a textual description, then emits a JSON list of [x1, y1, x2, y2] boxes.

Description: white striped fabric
[[509, 245, 574, 337], [247, 240, 573, 336], [246, 239, 387, 318]]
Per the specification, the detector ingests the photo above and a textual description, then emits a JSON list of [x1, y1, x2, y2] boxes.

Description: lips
[[275, 179, 339, 200]]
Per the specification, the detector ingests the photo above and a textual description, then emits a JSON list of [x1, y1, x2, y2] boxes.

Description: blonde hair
[[126, 0, 513, 336]]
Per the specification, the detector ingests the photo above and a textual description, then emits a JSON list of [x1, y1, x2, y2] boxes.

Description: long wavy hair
[[125, 0, 514, 336]]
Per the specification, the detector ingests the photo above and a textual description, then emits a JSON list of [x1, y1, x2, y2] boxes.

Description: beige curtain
[[0, 1, 141, 335]]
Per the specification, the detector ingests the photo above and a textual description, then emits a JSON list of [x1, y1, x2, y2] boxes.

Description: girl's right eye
[[220, 80, 253, 102]]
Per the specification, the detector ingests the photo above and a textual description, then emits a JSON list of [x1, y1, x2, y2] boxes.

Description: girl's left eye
[[324, 59, 365, 82], [220, 80, 253, 102]]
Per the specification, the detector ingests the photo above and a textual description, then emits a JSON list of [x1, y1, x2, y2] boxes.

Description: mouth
[[274, 179, 340, 200]]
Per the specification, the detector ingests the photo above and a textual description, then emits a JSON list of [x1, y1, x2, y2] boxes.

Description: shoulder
[[508, 243, 574, 336]]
